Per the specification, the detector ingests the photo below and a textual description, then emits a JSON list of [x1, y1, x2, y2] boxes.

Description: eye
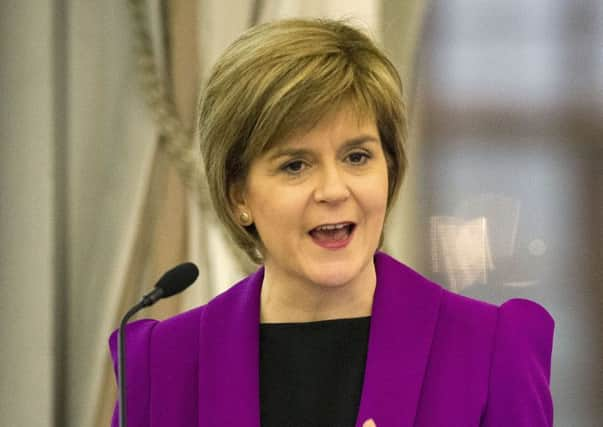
[[281, 160, 307, 174], [346, 151, 371, 165]]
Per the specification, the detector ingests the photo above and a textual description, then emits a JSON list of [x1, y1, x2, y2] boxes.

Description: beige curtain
[[0, 2, 56, 425], [93, 1, 202, 425], [381, 0, 431, 271], [66, 1, 159, 426]]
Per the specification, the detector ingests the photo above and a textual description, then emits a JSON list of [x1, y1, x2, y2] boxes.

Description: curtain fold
[[381, 0, 431, 271], [93, 1, 201, 426], [67, 1, 159, 425]]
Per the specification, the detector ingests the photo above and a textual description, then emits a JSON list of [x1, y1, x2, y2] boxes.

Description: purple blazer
[[109, 252, 554, 426]]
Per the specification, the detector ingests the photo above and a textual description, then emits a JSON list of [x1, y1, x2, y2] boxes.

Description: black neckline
[[260, 315, 371, 327]]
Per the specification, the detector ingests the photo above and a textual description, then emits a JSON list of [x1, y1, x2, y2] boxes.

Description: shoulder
[[438, 289, 555, 425], [152, 304, 207, 342], [108, 318, 157, 361], [108, 305, 206, 355], [107, 306, 208, 384], [478, 298, 555, 425], [489, 297, 555, 377], [438, 289, 554, 350], [376, 251, 554, 337], [442, 290, 554, 341], [379, 252, 555, 424], [438, 290, 555, 370], [496, 298, 555, 340], [108, 266, 261, 355], [107, 306, 210, 425]]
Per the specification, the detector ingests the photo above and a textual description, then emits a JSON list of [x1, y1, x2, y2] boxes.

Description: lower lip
[[310, 226, 355, 250]]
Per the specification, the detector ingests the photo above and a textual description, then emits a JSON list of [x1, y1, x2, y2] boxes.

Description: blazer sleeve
[[108, 319, 158, 427], [480, 298, 555, 426]]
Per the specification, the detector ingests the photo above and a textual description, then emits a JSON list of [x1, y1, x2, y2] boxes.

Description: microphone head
[[155, 262, 199, 299]]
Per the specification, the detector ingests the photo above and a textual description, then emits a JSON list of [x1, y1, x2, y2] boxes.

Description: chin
[[305, 261, 363, 289], [283, 239, 378, 288]]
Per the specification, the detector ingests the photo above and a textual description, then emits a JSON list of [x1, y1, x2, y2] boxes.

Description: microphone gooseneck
[[118, 262, 199, 427]]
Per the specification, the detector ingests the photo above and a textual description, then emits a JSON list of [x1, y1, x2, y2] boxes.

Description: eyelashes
[[280, 151, 373, 175], [347, 151, 371, 165], [281, 160, 306, 174]]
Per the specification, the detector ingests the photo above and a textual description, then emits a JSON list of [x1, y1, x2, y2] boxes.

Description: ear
[[228, 180, 249, 219], [229, 179, 246, 206]]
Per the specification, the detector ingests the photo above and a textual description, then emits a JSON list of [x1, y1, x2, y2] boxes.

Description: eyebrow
[[266, 135, 380, 161]]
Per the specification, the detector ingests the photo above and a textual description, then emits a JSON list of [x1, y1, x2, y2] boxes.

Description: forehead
[[266, 102, 378, 152]]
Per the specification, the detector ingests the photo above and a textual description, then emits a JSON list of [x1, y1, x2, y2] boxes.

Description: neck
[[259, 263, 376, 323]]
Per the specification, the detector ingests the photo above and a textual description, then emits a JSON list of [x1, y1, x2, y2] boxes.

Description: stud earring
[[239, 211, 252, 226]]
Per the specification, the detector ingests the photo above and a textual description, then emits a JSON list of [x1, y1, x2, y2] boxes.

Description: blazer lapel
[[355, 252, 443, 427], [197, 252, 442, 427], [197, 267, 264, 427]]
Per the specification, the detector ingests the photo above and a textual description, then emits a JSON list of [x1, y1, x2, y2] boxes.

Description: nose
[[313, 163, 350, 204]]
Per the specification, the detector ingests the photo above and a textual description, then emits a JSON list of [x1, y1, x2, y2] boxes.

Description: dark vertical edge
[[51, 0, 69, 425], [380, 0, 434, 118], [380, 0, 434, 273], [250, 0, 264, 27], [161, 0, 173, 93]]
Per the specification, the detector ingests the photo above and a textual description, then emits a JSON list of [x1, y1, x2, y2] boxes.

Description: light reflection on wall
[[430, 215, 493, 292], [430, 193, 526, 292], [418, 0, 603, 423]]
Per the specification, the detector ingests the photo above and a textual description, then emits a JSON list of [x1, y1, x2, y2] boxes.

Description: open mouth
[[308, 222, 356, 244]]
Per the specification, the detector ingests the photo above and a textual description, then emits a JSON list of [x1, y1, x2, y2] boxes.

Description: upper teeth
[[315, 223, 349, 231]]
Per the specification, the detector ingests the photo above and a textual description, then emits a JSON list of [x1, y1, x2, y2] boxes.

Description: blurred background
[[1, 0, 601, 426]]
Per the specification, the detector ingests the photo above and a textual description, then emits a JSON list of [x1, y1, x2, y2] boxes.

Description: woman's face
[[236, 103, 389, 289]]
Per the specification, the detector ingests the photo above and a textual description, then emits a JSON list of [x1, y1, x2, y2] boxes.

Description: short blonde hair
[[198, 18, 407, 264]]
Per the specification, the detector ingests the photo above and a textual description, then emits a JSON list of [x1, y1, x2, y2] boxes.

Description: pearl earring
[[239, 211, 252, 225]]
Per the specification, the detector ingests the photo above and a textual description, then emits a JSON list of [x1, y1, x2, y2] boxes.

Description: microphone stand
[[118, 302, 145, 427]]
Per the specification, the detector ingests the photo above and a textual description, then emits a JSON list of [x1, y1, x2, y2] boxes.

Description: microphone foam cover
[[155, 262, 199, 298]]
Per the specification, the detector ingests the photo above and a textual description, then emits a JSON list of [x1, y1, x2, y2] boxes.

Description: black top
[[259, 316, 371, 427]]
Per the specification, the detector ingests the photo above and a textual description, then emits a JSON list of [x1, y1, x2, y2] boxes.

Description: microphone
[[118, 262, 199, 427], [140, 262, 200, 307]]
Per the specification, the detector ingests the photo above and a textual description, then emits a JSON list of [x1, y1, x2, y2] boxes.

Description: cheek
[[250, 191, 303, 236], [368, 188, 389, 221], [362, 169, 389, 214]]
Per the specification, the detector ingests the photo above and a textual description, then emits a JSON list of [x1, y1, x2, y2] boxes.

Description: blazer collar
[[198, 252, 443, 427]]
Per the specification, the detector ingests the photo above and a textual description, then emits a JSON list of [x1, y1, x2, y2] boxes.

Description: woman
[[110, 18, 554, 427]]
